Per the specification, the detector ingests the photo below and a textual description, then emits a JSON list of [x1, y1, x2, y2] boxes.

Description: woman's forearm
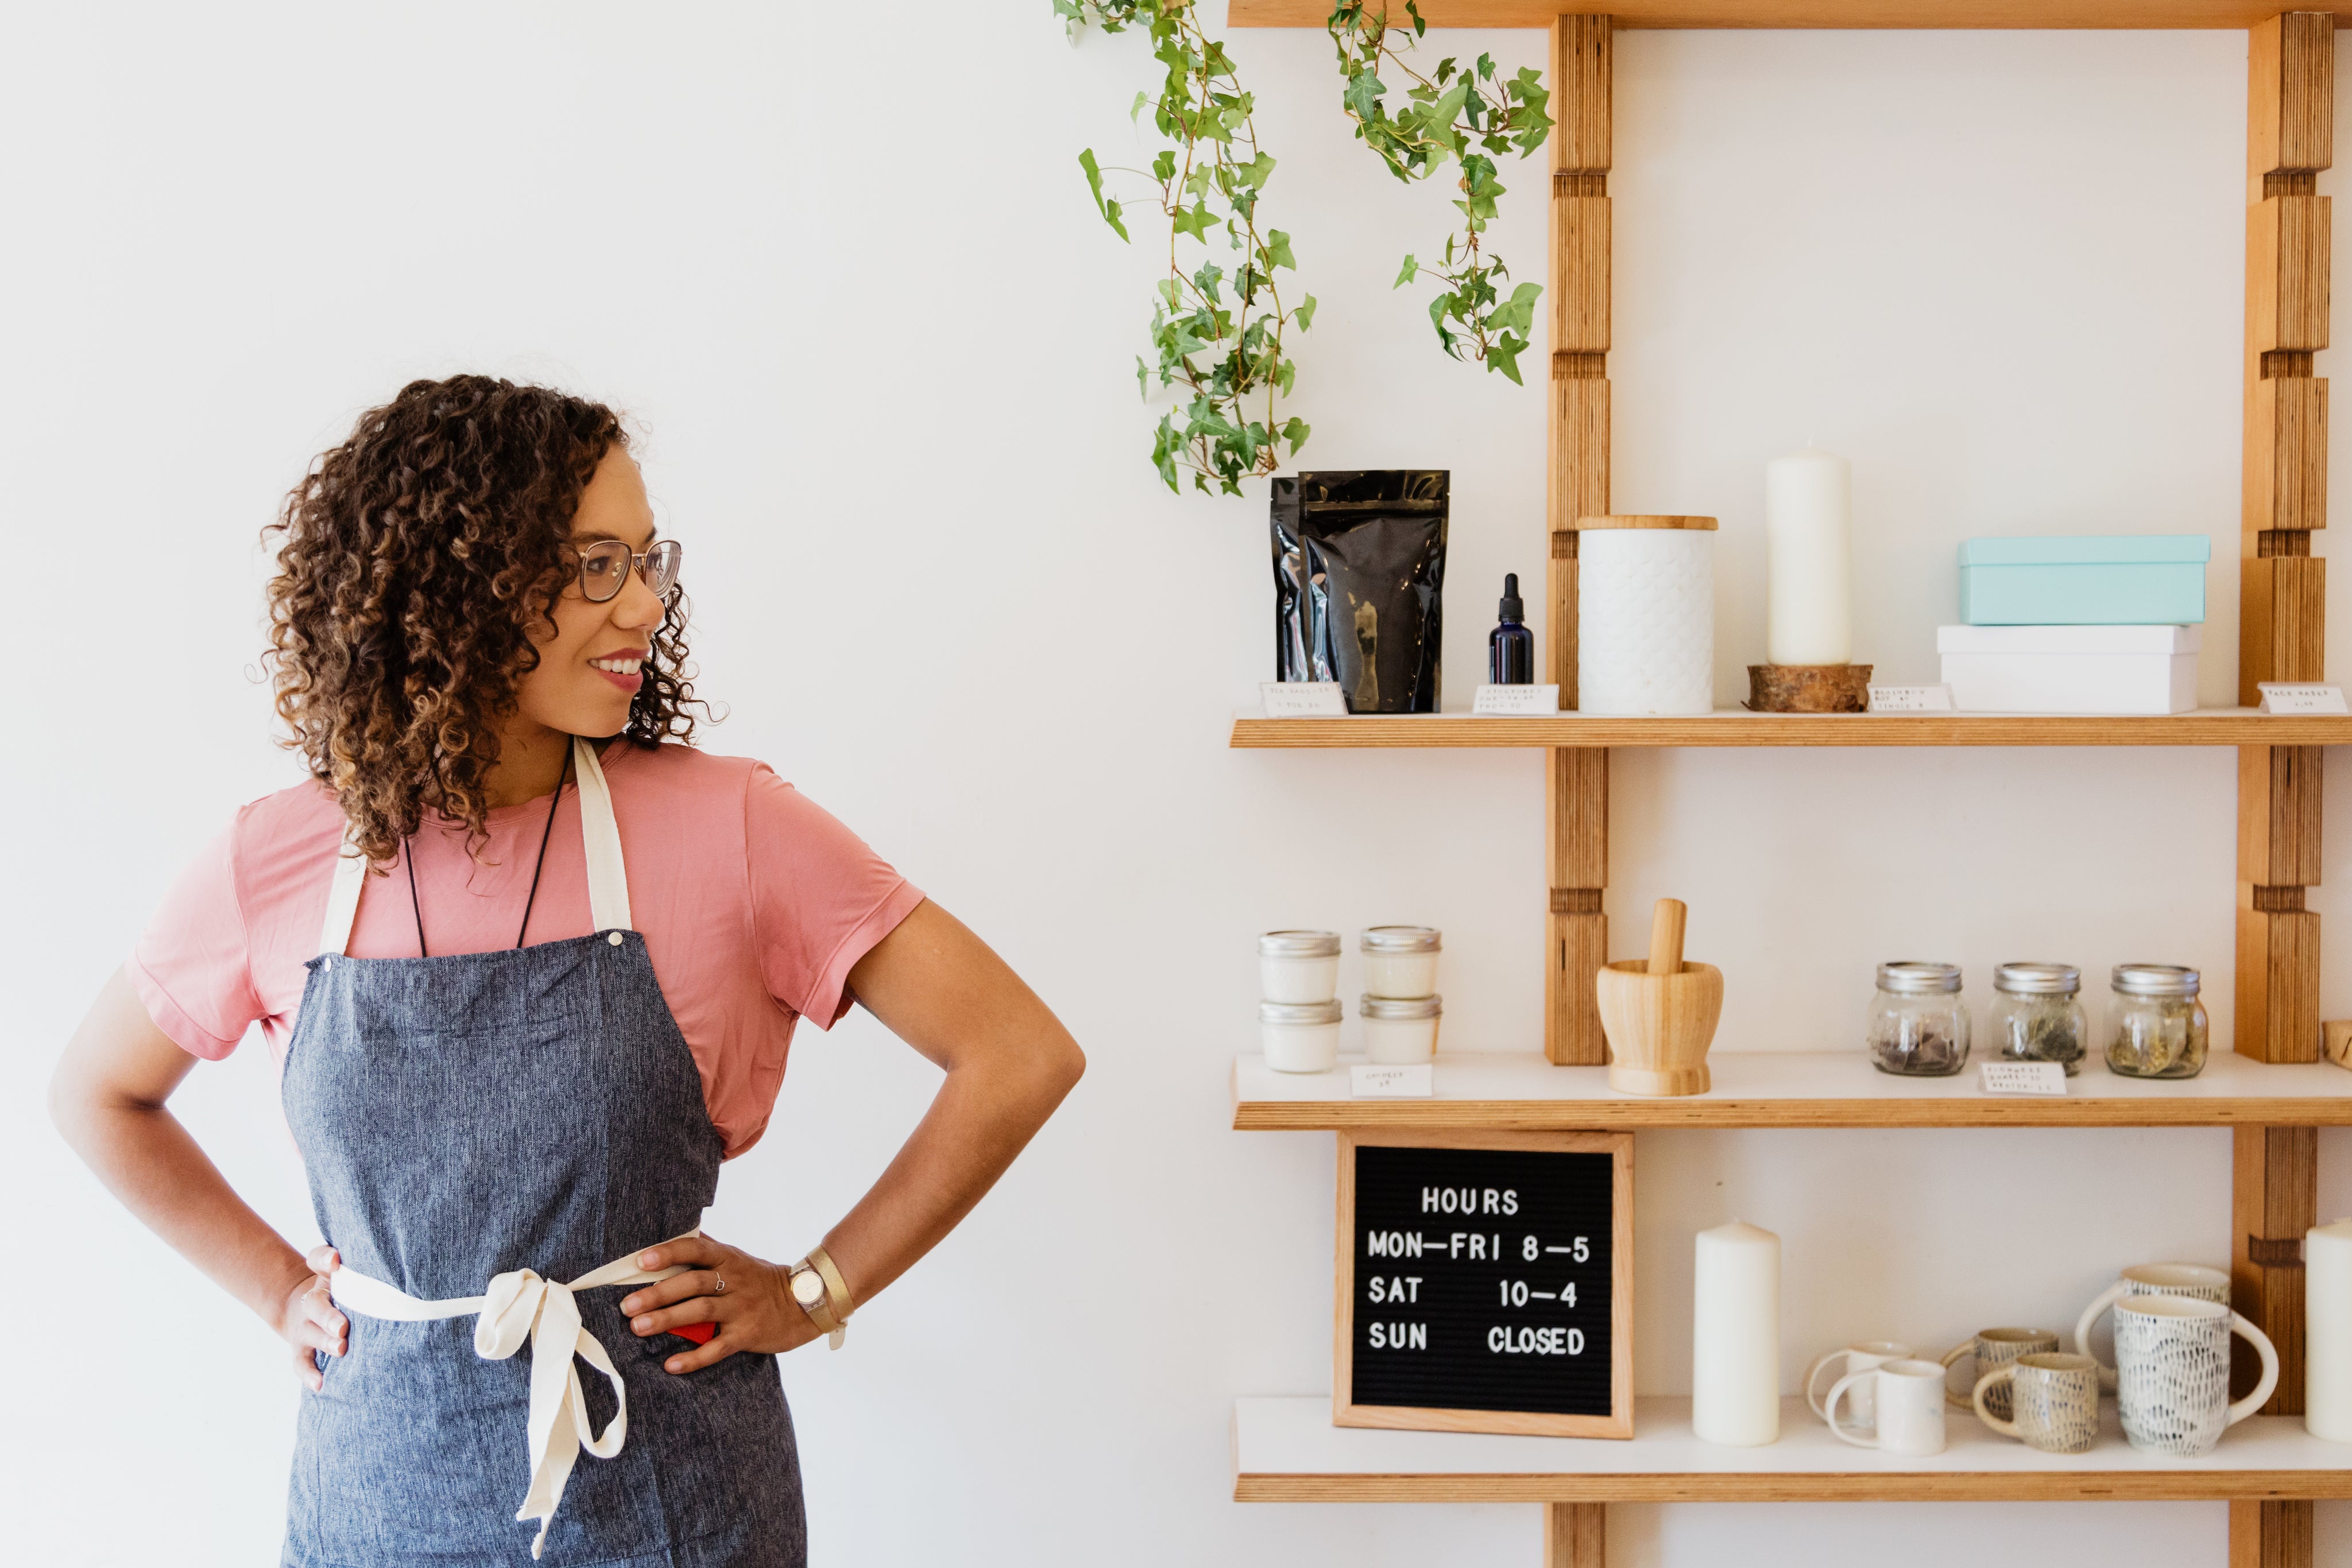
[[817, 1045, 1078, 1310], [50, 967, 311, 1325]]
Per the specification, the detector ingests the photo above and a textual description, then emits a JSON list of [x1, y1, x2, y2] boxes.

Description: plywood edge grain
[[1232, 1097, 2352, 1130], [1231, 711, 2352, 749], [1228, 1, 2352, 26], [1232, 1470, 2352, 1503]]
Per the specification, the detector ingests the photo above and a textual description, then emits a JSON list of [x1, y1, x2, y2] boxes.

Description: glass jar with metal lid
[[1360, 993, 1442, 1065], [1361, 926, 1441, 999], [1259, 930, 1340, 1004], [1867, 962, 1970, 1077], [2105, 964, 2208, 1079], [1989, 962, 2087, 1075]]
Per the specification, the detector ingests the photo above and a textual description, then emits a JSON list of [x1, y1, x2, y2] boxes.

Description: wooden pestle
[[1647, 898, 1687, 977]]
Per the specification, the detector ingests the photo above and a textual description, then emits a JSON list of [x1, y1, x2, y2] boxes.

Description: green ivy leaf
[[1394, 253, 1418, 288], [1294, 293, 1317, 330], [1264, 229, 1296, 270], [1078, 148, 1130, 242]]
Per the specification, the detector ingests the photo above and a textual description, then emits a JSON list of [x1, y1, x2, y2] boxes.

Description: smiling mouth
[[589, 655, 645, 676]]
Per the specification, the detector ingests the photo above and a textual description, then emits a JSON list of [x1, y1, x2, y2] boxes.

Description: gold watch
[[787, 1245, 853, 1350]]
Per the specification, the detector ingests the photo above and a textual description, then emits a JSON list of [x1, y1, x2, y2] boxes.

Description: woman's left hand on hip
[[620, 1234, 815, 1372]]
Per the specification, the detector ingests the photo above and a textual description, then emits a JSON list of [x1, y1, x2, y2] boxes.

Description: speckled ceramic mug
[[1939, 1327, 2060, 1419], [2113, 1295, 2277, 1458], [2074, 1263, 2231, 1392], [1974, 1352, 2101, 1454]]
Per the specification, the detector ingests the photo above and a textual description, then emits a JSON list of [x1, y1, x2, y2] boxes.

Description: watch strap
[[793, 1246, 854, 1350]]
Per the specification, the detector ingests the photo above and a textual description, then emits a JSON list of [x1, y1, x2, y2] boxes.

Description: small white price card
[[2258, 683, 2349, 715], [1351, 1063, 1434, 1098], [1260, 682, 1348, 718], [1978, 1061, 2067, 1097], [1867, 684, 1955, 713], [1472, 684, 1561, 716]]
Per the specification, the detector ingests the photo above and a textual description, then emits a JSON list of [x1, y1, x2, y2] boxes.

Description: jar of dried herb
[[1867, 962, 1970, 1077], [2105, 964, 2208, 1079], [1989, 962, 2087, 1075]]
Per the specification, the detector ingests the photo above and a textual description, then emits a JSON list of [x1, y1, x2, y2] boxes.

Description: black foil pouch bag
[[1271, 470, 1449, 713]]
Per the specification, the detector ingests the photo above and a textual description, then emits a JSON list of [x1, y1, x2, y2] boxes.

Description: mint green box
[[1957, 535, 2210, 625]]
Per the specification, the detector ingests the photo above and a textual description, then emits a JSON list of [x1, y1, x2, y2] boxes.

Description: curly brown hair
[[264, 375, 703, 864]]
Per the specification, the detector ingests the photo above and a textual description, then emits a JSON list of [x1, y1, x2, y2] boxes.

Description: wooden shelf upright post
[[2234, 16, 2328, 1568], [1546, 13, 1612, 1075]]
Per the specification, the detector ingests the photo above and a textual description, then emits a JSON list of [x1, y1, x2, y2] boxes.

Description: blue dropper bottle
[[1490, 573, 1534, 685]]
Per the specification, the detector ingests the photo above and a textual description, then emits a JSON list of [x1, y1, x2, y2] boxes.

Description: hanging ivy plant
[[1062, 0, 1313, 496], [1326, 0, 1553, 384], [1059, 0, 1551, 494]]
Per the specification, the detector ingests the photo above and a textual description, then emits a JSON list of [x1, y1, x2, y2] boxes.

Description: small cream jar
[[1361, 993, 1441, 1064], [1361, 926, 1441, 998], [1259, 930, 1341, 1004], [1261, 999, 1343, 1073]]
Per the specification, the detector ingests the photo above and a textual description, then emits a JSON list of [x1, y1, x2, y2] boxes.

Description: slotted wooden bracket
[[1545, 15, 1614, 1069], [1545, 1502, 1604, 1567]]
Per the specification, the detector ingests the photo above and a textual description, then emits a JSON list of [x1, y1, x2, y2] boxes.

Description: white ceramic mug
[[1825, 1358, 1948, 1457], [2113, 1295, 2277, 1458], [1802, 1341, 1913, 1426], [2074, 1262, 2231, 1391]]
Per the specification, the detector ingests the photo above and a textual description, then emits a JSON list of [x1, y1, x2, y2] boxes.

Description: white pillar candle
[[2308, 1218, 2352, 1441], [1692, 1219, 1781, 1446], [1763, 448, 1853, 665]]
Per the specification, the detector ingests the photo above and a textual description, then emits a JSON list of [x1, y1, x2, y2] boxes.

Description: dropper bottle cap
[[1499, 572, 1525, 622]]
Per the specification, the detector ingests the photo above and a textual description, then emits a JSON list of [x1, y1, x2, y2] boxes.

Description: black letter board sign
[[1334, 1130, 1633, 1438]]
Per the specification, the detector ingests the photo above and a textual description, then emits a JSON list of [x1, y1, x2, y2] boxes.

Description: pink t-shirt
[[133, 741, 923, 1158]]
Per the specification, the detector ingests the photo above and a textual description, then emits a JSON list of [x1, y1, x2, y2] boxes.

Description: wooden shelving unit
[[1233, 1397, 2352, 1504], [1220, 8, 2346, 1566], [1233, 1051, 2352, 1130], [1231, 708, 2352, 749]]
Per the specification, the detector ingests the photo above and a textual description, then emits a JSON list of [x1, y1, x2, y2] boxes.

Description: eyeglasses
[[575, 538, 683, 603]]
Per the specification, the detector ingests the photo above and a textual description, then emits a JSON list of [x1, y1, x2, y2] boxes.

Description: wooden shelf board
[[1233, 1396, 2352, 1503], [1231, 707, 2352, 750], [1228, 1, 2352, 29], [1232, 1051, 2352, 1130]]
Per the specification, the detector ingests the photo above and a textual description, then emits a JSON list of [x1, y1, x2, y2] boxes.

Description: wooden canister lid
[[1571, 515, 1719, 531]]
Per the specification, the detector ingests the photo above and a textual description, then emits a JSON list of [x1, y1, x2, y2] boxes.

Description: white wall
[[1, 6, 2347, 1565]]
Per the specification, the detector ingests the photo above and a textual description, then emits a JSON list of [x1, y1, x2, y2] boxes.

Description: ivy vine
[[1060, 0, 1552, 494], [1327, 1, 1553, 384], [1062, 0, 1313, 495]]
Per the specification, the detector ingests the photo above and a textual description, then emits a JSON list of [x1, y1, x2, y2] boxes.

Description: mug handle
[[2225, 1311, 2281, 1428], [1803, 1349, 1850, 1422], [2073, 1283, 2127, 1393], [1939, 1341, 1975, 1410], [1971, 1366, 2020, 1438], [1825, 1369, 1881, 1449]]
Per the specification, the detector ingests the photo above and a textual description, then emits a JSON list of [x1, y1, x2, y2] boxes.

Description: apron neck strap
[[314, 736, 633, 958]]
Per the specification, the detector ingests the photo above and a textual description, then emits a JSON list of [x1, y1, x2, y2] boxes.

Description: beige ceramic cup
[[1940, 1327, 2060, 1418], [1974, 1352, 2102, 1454]]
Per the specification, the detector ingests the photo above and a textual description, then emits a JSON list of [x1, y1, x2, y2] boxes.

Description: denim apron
[[280, 737, 807, 1567]]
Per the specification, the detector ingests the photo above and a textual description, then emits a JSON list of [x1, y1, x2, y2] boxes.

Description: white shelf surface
[[1231, 1051, 2352, 1129], [1232, 1396, 2352, 1502]]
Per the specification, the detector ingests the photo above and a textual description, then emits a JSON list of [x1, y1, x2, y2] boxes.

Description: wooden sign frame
[[1333, 1128, 1634, 1439]]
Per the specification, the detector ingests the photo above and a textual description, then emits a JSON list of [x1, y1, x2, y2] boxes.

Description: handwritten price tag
[[1867, 684, 1955, 713], [1351, 1064, 1434, 1098], [1978, 1062, 2067, 1097], [1472, 684, 1561, 716], [2258, 683, 2350, 715], [1260, 682, 1348, 718]]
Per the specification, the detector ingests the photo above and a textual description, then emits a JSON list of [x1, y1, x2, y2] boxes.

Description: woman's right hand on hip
[[277, 1245, 347, 1391]]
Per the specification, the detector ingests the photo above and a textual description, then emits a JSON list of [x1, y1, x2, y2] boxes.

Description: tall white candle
[[1763, 448, 1853, 665], [2308, 1218, 2352, 1441], [1692, 1219, 1781, 1446]]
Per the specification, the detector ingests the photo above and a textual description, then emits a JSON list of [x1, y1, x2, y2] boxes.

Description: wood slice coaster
[[1744, 663, 1873, 713]]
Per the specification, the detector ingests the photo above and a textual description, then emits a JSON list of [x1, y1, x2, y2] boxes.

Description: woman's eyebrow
[[570, 526, 660, 544]]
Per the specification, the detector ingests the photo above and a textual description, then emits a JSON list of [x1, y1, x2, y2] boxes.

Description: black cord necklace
[[405, 751, 571, 958]]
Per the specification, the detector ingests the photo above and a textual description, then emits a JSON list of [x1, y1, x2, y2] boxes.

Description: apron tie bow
[[328, 1232, 700, 1559]]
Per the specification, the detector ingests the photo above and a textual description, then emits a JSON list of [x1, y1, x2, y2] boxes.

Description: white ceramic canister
[[1261, 998, 1343, 1073], [1362, 926, 1441, 998], [1576, 516, 1717, 717], [1360, 993, 1441, 1064], [1259, 930, 1340, 1004]]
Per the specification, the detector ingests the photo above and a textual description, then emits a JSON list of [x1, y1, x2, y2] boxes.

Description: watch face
[[791, 1270, 826, 1306]]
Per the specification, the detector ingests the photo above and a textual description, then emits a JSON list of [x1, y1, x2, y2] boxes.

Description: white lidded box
[[1937, 624, 2199, 715]]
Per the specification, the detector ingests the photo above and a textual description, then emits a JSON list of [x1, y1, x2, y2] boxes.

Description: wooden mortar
[[1595, 897, 1724, 1097], [1744, 663, 1873, 713]]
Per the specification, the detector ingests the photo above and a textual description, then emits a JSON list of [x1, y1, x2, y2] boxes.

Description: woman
[[48, 375, 1085, 1566]]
